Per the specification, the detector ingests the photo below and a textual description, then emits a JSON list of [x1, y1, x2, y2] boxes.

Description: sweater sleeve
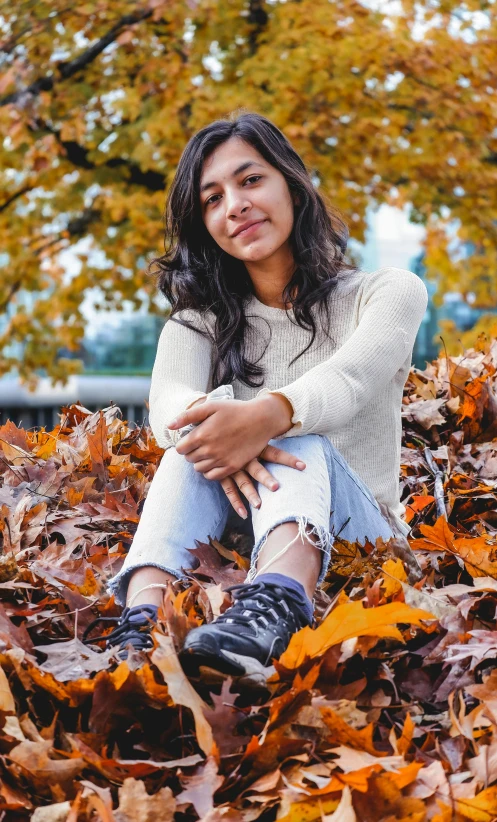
[[256, 268, 428, 437], [148, 309, 214, 449]]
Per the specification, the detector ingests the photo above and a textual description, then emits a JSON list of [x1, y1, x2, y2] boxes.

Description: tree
[[1, 0, 496, 387]]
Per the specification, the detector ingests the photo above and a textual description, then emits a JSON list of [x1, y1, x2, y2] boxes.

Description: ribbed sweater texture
[[148, 267, 428, 537]]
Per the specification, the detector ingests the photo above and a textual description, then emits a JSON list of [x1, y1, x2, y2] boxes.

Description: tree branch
[[0, 185, 33, 213], [59, 136, 166, 191], [0, 7, 153, 107], [27, 118, 166, 192]]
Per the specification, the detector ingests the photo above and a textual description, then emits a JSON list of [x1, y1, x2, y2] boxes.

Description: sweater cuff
[[256, 387, 304, 437], [165, 391, 208, 446], [168, 384, 234, 445]]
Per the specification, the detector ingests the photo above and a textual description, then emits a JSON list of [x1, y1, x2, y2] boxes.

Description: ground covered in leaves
[[1, 340, 497, 821]]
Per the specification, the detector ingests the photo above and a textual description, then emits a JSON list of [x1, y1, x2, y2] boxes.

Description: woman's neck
[[251, 280, 298, 309], [245, 250, 297, 309]]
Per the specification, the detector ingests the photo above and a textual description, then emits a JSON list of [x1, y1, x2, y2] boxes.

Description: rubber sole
[[180, 646, 276, 689]]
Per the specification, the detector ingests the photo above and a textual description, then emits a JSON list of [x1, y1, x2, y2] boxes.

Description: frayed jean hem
[[245, 514, 335, 588], [106, 562, 188, 608]]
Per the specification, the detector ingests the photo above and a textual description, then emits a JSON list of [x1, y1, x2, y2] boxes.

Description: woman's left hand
[[167, 396, 289, 481]]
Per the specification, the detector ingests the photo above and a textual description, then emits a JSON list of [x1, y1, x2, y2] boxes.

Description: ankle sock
[[126, 603, 159, 620], [254, 572, 314, 624]]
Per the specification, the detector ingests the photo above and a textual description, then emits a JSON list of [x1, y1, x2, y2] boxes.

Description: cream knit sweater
[[149, 266, 428, 537]]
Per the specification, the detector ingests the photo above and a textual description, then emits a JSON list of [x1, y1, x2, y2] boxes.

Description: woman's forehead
[[200, 139, 266, 182]]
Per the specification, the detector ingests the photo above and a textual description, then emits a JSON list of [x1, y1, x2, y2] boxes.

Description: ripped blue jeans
[[106, 433, 395, 607]]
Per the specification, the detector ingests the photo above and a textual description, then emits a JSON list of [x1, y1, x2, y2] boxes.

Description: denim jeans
[[106, 433, 395, 607]]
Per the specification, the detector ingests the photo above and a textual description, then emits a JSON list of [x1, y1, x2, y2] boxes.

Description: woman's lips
[[236, 219, 267, 237]]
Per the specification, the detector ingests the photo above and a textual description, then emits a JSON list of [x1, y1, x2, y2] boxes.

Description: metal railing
[[0, 374, 151, 430]]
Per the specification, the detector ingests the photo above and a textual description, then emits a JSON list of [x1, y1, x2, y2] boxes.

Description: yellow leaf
[[0, 663, 15, 712], [381, 558, 407, 597], [277, 796, 341, 822], [456, 786, 497, 821], [278, 601, 436, 669]]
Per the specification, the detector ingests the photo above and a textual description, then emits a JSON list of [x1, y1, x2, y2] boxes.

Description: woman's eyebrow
[[200, 161, 265, 194]]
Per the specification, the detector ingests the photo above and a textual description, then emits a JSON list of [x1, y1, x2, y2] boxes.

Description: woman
[[83, 111, 428, 684]]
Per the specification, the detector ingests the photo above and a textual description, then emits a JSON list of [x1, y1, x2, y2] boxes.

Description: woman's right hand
[[183, 395, 305, 518], [219, 444, 306, 519]]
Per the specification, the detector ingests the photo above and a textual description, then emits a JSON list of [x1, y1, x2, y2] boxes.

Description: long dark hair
[[151, 110, 358, 389]]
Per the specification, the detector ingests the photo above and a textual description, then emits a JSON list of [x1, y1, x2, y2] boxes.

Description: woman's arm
[[148, 310, 213, 449], [255, 267, 428, 437]]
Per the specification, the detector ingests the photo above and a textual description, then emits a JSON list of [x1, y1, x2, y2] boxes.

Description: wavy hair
[[150, 110, 358, 389]]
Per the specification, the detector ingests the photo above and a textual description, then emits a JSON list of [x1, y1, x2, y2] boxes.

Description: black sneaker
[[82, 604, 159, 661], [180, 580, 312, 686]]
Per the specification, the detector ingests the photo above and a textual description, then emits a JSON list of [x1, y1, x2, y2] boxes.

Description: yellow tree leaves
[[1, 1, 497, 382]]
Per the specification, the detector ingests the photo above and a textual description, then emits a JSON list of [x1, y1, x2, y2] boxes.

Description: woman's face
[[199, 136, 297, 265]]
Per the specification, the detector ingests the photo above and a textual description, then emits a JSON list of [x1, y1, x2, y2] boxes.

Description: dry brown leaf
[[113, 777, 176, 822], [150, 633, 214, 756], [175, 756, 223, 818]]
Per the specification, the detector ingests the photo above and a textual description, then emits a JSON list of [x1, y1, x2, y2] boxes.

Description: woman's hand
[[219, 444, 306, 519], [171, 396, 305, 516], [168, 394, 294, 481]]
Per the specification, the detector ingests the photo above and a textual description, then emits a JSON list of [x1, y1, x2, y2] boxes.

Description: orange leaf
[[410, 515, 457, 552], [411, 516, 497, 578], [278, 601, 436, 669], [320, 706, 379, 755], [397, 713, 415, 757], [404, 494, 435, 523]]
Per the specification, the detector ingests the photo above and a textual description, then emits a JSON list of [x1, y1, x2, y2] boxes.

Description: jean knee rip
[[247, 515, 334, 586]]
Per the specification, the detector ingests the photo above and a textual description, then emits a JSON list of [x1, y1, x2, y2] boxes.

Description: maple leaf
[[185, 540, 246, 586], [277, 601, 436, 670], [175, 756, 223, 818], [33, 636, 117, 681], [411, 516, 497, 579]]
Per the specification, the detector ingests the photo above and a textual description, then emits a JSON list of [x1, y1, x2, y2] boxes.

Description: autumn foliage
[[0, 340, 497, 820], [1, 0, 497, 385]]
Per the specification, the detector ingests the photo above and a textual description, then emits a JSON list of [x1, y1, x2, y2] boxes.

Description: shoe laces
[[216, 581, 310, 636], [82, 604, 158, 652]]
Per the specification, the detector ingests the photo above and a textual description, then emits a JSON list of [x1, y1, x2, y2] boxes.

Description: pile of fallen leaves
[[1, 339, 497, 822]]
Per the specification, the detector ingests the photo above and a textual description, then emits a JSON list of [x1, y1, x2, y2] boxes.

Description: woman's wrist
[[254, 392, 295, 438]]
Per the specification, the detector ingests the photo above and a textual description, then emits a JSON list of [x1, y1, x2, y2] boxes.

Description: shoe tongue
[[127, 605, 158, 623]]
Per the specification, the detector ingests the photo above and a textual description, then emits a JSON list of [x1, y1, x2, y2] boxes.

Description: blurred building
[[0, 312, 165, 430], [410, 248, 497, 369], [80, 313, 165, 374]]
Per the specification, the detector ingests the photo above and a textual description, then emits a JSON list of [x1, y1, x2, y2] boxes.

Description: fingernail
[[238, 507, 247, 519], [253, 500, 261, 508], [167, 419, 179, 428], [271, 482, 279, 490], [296, 461, 306, 470]]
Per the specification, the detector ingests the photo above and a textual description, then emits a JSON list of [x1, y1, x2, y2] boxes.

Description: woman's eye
[[205, 175, 262, 207]]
